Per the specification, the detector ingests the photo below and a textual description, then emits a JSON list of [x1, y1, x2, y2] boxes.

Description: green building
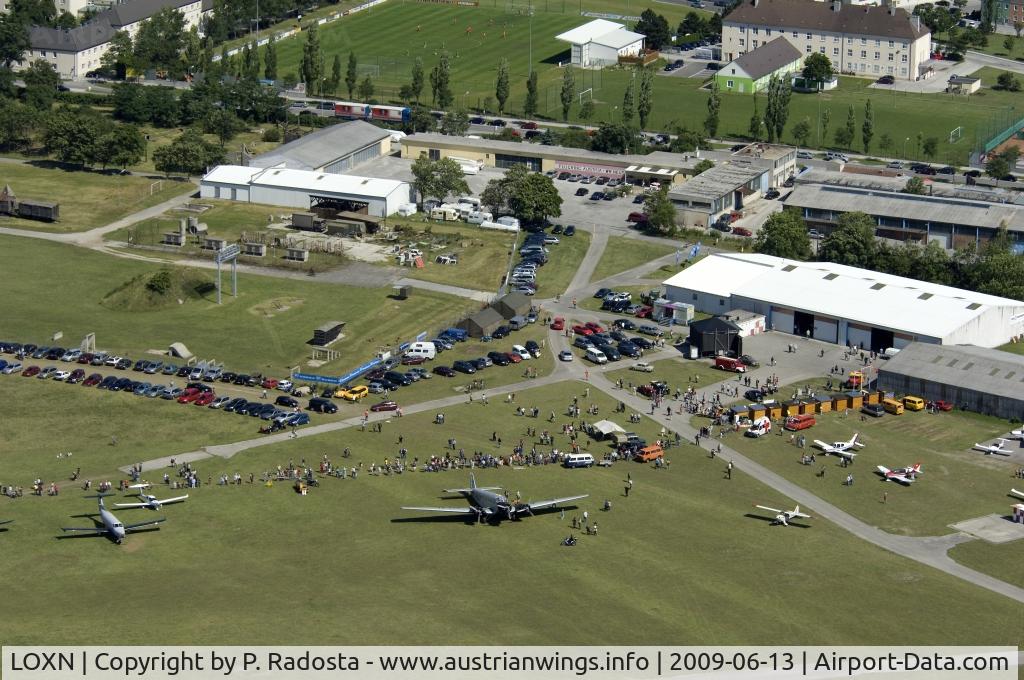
[[714, 38, 802, 94]]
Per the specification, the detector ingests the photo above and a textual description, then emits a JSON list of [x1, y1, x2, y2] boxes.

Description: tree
[[440, 108, 469, 136], [679, 11, 706, 36], [1004, 36, 1015, 53], [327, 54, 341, 94], [792, 117, 811, 147], [183, 27, 203, 78], [747, 94, 761, 141], [818, 211, 876, 268], [203, 108, 244, 146], [43, 109, 105, 165], [480, 164, 562, 225], [100, 30, 135, 79], [433, 52, 453, 109], [579, 99, 595, 121], [692, 158, 714, 175], [95, 124, 146, 168], [634, 9, 670, 49], [915, 130, 924, 158], [300, 23, 323, 96], [764, 73, 790, 142], [410, 58, 424, 104], [879, 132, 895, 155], [670, 127, 705, 153], [560, 65, 575, 121], [22, 59, 60, 111], [996, 71, 1021, 91], [357, 75, 374, 101], [621, 76, 635, 123], [802, 53, 833, 89], [643, 187, 678, 235], [10, 0, 54, 28], [345, 51, 357, 99], [0, 100, 40, 151], [134, 7, 187, 74], [754, 209, 811, 259], [524, 71, 538, 118], [1015, 20, 1024, 38], [704, 79, 720, 138], [153, 131, 223, 177], [590, 123, 638, 154], [407, 104, 435, 133], [861, 98, 874, 153], [820, 107, 831, 146], [985, 152, 1010, 179], [145, 86, 180, 127], [264, 34, 277, 81], [637, 66, 654, 129], [495, 58, 510, 114], [0, 14, 29, 74], [410, 155, 469, 205], [922, 136, 938, 159], [903, 176, 926, 195]]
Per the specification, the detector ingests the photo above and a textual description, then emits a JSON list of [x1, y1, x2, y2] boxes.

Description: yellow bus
[[882, 398, 904, 415], [902, 396, 925, 411]]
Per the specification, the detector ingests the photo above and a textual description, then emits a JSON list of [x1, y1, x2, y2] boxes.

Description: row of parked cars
[[507, 232, 563, 296], [592, 288, 657, 317], [552, 318, 662, 365]]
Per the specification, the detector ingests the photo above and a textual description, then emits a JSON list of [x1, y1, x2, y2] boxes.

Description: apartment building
[[722, 0, 932, 80]]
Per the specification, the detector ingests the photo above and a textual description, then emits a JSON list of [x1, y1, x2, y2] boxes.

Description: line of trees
[[755, 209, 1024, 300]]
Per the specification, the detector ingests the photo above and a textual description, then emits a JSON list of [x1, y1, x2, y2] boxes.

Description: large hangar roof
[[880, 343, 1024, 402], [663, 253, 1024, 339], [249, 167, 405, 197]]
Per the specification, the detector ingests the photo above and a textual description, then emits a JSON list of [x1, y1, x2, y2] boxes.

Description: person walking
[[726, 460, 733, 479]]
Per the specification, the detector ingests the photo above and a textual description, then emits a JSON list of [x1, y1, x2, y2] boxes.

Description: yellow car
[[336, 385, 369, 401]]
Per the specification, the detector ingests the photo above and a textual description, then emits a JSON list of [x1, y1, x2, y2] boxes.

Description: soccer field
[[0, 380, 1021, 646], [268, 2, 1016, 164]]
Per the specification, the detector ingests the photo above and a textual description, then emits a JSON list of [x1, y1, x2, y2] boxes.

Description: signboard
[[216, 244, 241, 263], [336, 358, 383, 386], [292, 372, 343, 385], [415, 332, 428, 342], [553, 161, 626, 178]]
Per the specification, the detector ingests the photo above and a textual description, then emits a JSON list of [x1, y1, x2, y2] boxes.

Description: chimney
[[888, 2, 896, 15], [831, 0, 841, 11], [913, 15, 921, 30]]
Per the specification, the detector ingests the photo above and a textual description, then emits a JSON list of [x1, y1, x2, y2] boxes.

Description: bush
[[146, 270, 173, 294], [262, 126, 281, 142]]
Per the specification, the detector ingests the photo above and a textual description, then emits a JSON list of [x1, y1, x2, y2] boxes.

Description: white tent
[[591, 419, 626, 438]]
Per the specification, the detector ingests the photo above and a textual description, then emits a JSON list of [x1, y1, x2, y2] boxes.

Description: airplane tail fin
[[469, 473, 477, 490]]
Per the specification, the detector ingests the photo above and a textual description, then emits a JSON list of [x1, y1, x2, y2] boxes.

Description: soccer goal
[[949, 126, 963, 144], [149, 180, 163, 196], [578, 87, 593, 106]]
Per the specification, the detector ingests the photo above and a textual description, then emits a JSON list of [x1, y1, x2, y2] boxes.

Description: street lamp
[[903, 136, 910, 160]]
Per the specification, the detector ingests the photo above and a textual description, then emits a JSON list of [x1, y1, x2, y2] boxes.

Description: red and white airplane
[[813, 433, 865, 461], [876, 463, 923, 485]]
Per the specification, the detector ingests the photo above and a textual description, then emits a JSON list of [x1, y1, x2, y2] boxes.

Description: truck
[[714, 356, 746, 373], [844, 371, 864, 390], [744, 416, 772, 437]]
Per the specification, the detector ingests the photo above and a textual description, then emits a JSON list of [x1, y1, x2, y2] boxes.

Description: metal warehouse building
[[199, 165, 411, 217], [663, 253, 1024, 351], [878, 343, 1024, 419], [248, 120, 392, 174]]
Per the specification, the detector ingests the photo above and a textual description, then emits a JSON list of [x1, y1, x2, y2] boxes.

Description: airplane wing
[[1011, 489, 1024, 500], [442, 487, 500, 493], [525, 494, 588, 512], [401, 506, 476, 514], [61, 526, 106, 534], [157, 495, 189, 504], [890, 474, 914, 485], [812, 440, 833, 452], [124, 517, 166, 531], [791, 511, 812, 519], [754, 505, 782, 514], [876, 465, 891, 476], [113, 502, 151, 508]]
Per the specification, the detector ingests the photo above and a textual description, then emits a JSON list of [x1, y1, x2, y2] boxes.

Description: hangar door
[[846, 323, 871, 350], [770, 307, 794, 334], [813, 315, 839, 343]]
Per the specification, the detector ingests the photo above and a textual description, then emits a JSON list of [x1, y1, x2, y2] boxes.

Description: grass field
[[261, 2, 1016, 164], [588, 236, 675, 283], [693, 382, 1021, 536], [948, 539, 1024, 590], [996, 340, 1024, 355], [605, 355, 722, 394], [1, 379, 1021, 645], [0, 235, 478, 375], [0, 163, 193, 233]]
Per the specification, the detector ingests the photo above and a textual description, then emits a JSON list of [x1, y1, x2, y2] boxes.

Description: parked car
[[370, 400, 400, 412], [433, 365, 456, 377], [276, 395, 299, 408], [564, 225, 576, 236], [732, 226, 753, 237], [452, 360, 477, 374], [558, 350, 574, 362], [876, 75, 895, 85]]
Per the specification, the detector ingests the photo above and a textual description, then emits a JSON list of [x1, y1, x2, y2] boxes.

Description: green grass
[[110, 201, 286, 244], [0, 235, 478, 375], [1, 379, 1022, 645], [935, 31, 1024, 60], [996, 340, 1024, 355], [588, 236, 675, 283], [606, 355, 722, 394], [133, 126, 280, 175], [948, 539, 1024, 590], [692, 380, 1022, 536], [576, 285, 655, 312], [535, 229, 591, 295], [0, 163, 192, 233]]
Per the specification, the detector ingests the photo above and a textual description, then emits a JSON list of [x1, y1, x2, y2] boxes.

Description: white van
[[563, 453, 595, 468], [405, 341, 436, 360], [744, 416, 772, 438], [585, 347, 608, 364]]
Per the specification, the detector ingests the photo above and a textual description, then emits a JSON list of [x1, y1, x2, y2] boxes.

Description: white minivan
[[405, 341, 437, 360], [585, 347, 608, 364], [563, 453, 595, 468]]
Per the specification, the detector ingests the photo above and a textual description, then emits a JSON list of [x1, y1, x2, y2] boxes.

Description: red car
[[401, 355, 426, 365], [83, 373, 103, 386], [732, 226, 753, 237], [584, 322, 605, 333], [550, 317, 565, 331], [932, 400, 953, 411], [520, 121, 538, 130], [77, 353, 93, 364], [261, 377, 279, 389], [177, 388, 202, 403], [505, 352, 523, 364], [22, 365, 40, 377], [194, 391, 217, 406], [635, 306, 653, 318], [370, 400, 399, 412], [571, 324, 593, 336], [67, 368, 86, 384]]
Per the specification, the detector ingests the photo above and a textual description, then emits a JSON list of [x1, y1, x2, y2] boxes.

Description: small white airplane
[[115, 483, 189, 510], [753, 504, 812, 526], [974, 439, 1012, 456], [875, 463, 923, 485], [1007, 430, 1024, 440], [1010, 489, 1024, 501], [813, 433, 865, 460]]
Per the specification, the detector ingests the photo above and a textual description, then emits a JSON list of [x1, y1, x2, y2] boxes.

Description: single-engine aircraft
[[973, 439, 1012, 456], [402, 474, 587, 522], [875, 463, 923, 485], [753, 504, 812, 526], [115, 483, 189, 510], [813, 433, 864, 460]]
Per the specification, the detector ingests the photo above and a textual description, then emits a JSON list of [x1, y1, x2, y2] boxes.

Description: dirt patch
[[342, 239, 392, 263], [249, 297, 304, 317]]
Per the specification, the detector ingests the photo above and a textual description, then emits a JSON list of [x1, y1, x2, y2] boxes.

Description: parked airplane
[[402, 474, 587, 522], [115, 484, 189, 510], [973, 439, 1012, 456], [875, 463, 923, 485], [61, 493, 165, 544], [1008, 430, 1024, 440], [1010, 489, 1024, 501], [753, 504, 812, 526], [813, 433, 864, 460]]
